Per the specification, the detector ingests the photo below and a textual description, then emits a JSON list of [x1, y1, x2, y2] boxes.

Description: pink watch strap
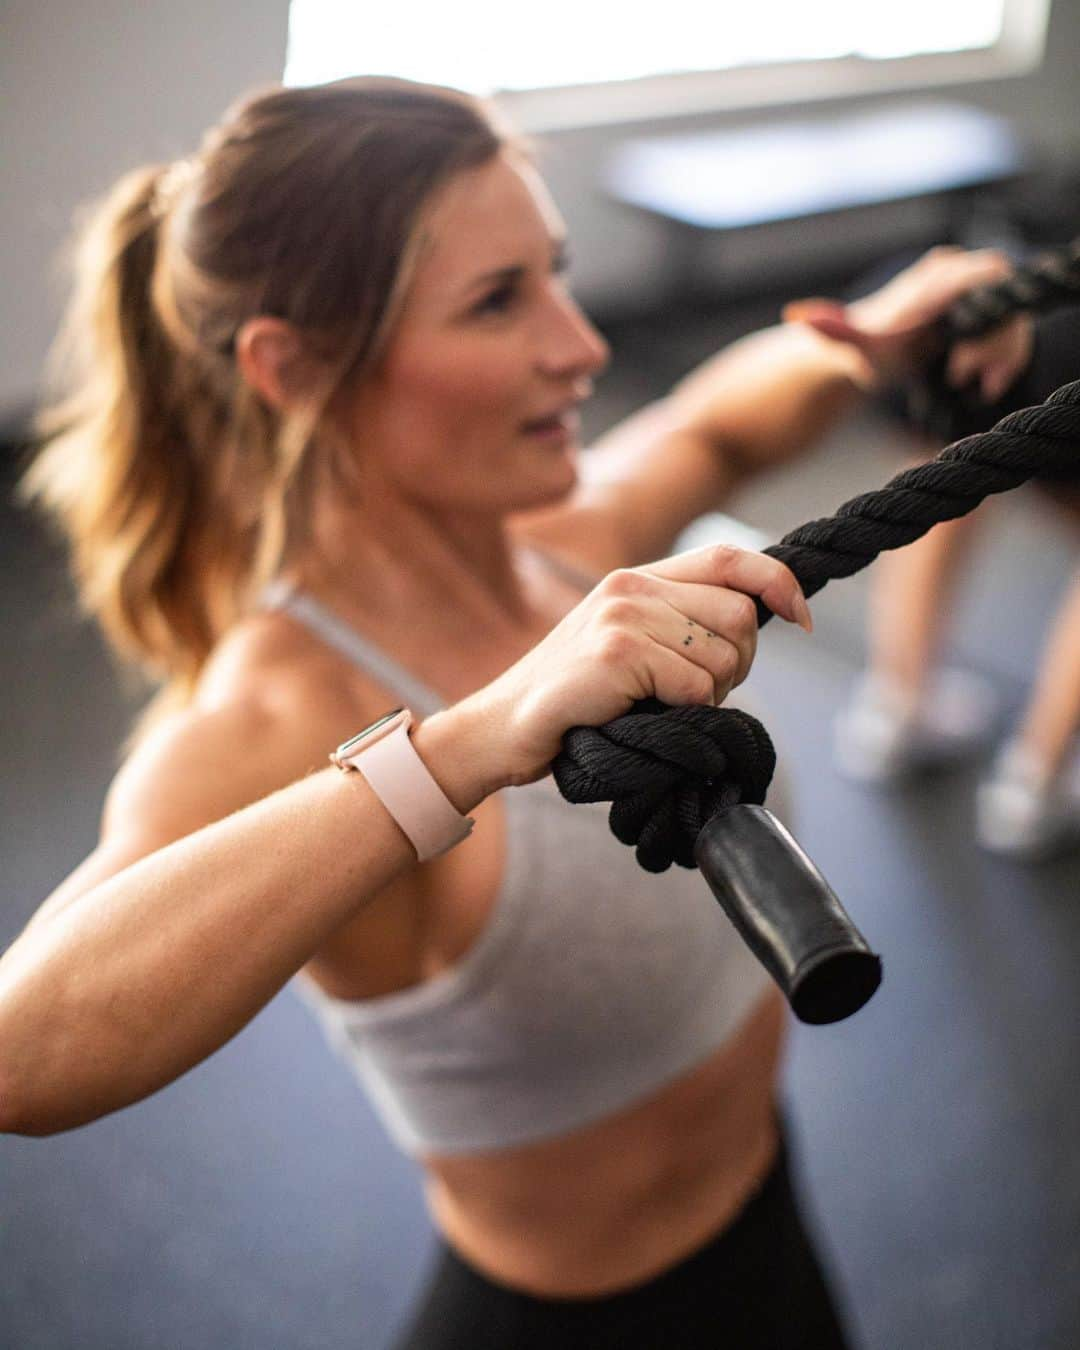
[[346, 720, 474, 862]]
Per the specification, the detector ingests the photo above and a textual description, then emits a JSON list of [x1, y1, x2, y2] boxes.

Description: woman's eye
[[475, 283, 516, 315], [472, 254, 571, 317]]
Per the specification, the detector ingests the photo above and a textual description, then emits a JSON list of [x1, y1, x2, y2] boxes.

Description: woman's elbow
[[0, 1082, 106, 1138], [0, 1044, 95, 1137], [0, 1070, 42, 1136]]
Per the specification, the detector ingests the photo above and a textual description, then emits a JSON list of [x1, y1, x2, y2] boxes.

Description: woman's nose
[[538, 291, 611, 380]]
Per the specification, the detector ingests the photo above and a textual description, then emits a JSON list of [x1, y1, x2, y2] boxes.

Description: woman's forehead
[[414, 155, 565, 298]]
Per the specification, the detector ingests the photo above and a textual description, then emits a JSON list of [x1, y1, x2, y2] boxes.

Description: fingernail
[[792, 592, 813, 633]]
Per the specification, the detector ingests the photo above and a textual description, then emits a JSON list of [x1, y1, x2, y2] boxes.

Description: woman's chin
[[536, 449, 579, 498], [507, 458, 579, 515]]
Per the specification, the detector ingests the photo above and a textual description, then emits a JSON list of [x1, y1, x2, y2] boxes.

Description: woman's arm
[[0, 696, 494, 1137], [661, 319, 869, 476], [514, 247, 1026, 573], [514, 324, 864, 573]]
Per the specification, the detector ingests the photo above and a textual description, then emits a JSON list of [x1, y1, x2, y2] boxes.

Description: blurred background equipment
[[606, 102, 1027, 302]]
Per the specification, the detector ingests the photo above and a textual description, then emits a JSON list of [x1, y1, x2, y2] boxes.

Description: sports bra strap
[[258, 578, 446, 718], [256, 546, 600, 719]]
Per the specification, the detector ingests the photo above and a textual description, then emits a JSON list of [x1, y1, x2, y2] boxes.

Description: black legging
[[393, 1129, 851, 1350]]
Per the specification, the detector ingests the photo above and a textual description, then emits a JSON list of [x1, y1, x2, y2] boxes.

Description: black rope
[[552, 380, 1080, 872]]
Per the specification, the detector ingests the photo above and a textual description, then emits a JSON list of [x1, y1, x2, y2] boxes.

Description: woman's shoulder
[[107, 613, 388, 853], [195, 603, 338, 706], [35, 618, 411, 943], [197, 603, 396, 732]]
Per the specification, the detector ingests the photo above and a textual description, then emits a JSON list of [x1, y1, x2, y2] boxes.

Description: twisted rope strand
[[551, 380, 1080, 871], [760, 380, 1080, 613]]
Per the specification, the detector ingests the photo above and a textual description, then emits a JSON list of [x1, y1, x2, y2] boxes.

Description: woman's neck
[[283, 489, 534, 638]]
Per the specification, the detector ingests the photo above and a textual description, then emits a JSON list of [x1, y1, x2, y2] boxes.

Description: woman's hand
[[784, 245, 1034, 399], [464, 545, 811, 789]]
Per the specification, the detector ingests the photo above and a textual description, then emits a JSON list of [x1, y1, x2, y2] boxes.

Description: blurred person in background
[[793, 290, 1080, 860]]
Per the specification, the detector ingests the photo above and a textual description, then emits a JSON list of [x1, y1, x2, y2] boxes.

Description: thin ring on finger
[[652, 612, 744, 702]]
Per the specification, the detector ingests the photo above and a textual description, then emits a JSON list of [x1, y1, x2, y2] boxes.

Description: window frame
[[488, 0, 1051, 132]]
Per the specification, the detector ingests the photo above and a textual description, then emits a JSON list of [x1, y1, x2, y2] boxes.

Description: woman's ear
[[234, 316, 312, 410]]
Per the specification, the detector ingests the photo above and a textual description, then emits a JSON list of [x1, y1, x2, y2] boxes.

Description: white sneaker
[[833, 668, 999, 784], [975, 742, 1080, 860]]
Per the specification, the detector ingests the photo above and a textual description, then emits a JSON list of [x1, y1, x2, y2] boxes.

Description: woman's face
[[344, 150, 610, 514]]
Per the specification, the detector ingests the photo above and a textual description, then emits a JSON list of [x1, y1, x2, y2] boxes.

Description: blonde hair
[[18, 77, 524, 754]]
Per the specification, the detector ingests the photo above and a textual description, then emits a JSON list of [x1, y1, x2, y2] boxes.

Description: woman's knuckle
[[596, 627, 635, 665], [709, 543, 740, 573], [596, 595, 639, 628], [599, 567, 646, 598]]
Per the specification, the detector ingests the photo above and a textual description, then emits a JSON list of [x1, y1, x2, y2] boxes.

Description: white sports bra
[[262, 556, 786, 1156]]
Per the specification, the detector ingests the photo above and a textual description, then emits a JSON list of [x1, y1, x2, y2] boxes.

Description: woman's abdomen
[[423, 988, 787, 1298]]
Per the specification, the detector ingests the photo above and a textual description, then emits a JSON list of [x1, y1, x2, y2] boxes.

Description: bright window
[[283, 1, 1049, 128]]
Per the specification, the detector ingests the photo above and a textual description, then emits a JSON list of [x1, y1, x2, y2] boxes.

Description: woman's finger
[[631, 545, 812, 631], [638, 601, 753, 696], [641, 634, 739, 708], [632, 583, 759, 688]]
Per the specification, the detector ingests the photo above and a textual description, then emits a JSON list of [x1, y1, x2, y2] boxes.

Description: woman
[[1, 77, 1015, 1348]]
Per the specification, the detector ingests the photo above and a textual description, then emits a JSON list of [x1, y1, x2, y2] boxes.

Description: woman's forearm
[[0, 705, 491, 1136], [667, 323, 869, 480]]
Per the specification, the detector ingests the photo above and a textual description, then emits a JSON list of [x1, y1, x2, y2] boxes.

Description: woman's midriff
[[421, 988, 787, 1299]]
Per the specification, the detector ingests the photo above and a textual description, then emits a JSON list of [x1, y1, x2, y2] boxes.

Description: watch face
[[335, 707, 408, 759]]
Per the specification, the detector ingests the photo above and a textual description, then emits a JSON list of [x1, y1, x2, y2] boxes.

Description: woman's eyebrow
[[462, 236, 569, 296]]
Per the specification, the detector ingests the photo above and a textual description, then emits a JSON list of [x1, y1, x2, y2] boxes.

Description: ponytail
[[18, 163, 278, 754]]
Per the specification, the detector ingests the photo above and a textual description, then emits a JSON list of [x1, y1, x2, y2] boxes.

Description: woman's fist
[[465, 544, 811, 789]]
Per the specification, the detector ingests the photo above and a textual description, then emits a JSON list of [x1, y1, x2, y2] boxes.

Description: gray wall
[[1, 0, 291, 423], [4, 0, 1080, 424]]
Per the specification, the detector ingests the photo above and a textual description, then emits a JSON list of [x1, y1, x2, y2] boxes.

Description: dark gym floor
[[2, 296, 1079, 1350]]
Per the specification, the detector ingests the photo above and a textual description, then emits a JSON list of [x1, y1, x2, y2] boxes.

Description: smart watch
[[330, 708, 475, 861]]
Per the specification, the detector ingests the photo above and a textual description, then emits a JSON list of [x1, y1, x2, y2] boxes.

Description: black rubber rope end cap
[[790, 948, 883, 1025], [694, 804, 883, 1026]]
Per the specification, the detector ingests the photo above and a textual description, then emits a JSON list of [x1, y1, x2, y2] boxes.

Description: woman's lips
[[521, 409, 581, 440]]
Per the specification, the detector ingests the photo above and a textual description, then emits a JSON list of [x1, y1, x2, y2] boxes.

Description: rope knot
[[551, 698, 776, 873]]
